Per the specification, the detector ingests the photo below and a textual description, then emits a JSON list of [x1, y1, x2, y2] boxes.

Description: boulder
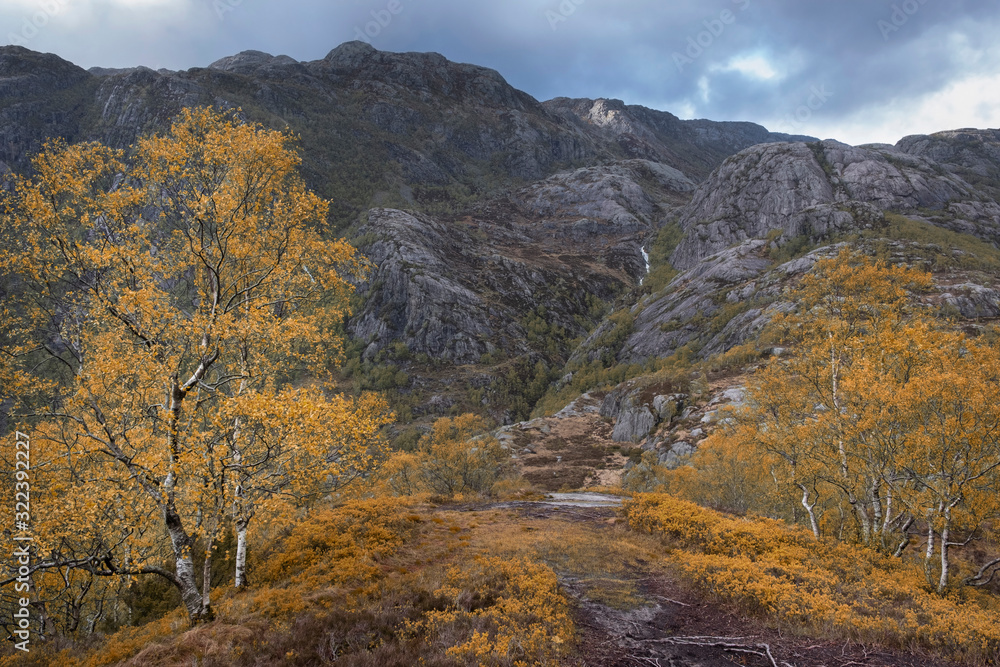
[[612, 405, 656, 443]]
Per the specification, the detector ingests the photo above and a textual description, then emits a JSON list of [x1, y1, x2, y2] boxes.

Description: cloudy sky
[[4, 0, 1000, 145]]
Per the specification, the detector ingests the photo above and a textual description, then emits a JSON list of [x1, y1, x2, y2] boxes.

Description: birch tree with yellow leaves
[[718, 249, 1000, 592], [0, 108, 392, 624]]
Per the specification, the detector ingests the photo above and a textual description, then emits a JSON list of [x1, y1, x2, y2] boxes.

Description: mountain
[[3, 42, 1000, 429], [0, 42, 815, 422], [0, 42, 809, 220], [6, 40, 1000, 667]]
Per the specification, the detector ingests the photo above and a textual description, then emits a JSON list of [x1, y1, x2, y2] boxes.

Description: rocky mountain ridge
[[4, 42, 1000, 430], [0, 42, 808, 212], [670, 137, 1000, 268]]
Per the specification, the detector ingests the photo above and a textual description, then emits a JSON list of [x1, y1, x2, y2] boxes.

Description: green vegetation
[[873, 212, 1000, 271], [642, 222, 684, 294], [808, 141, 835, 178], [767, 232, 815, 264]]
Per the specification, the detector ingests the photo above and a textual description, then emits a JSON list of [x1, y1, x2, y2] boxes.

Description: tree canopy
[[710, 250, 1000, 592], [0, 108, 392, 625]]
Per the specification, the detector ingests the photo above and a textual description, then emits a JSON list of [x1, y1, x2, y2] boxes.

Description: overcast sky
[[4, 0, 999, 145]]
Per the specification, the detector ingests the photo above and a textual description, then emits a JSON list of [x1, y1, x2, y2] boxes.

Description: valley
[[2, 41, 1000, 666]]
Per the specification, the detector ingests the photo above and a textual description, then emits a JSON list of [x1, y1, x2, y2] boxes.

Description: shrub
[[409, 556, 572, 667], [380, 414, 517, 498], [624, 493, 1000, 663]]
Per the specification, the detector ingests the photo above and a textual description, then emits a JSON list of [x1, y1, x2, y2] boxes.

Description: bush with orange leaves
[[408, 556, 572, 667], [247, 497, 416, 618], [381, 414, 516, 498], [625, 493, 1000, 664]]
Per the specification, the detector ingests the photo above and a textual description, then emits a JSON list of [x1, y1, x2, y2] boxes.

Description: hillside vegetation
[[4, 42, 1000, 666]]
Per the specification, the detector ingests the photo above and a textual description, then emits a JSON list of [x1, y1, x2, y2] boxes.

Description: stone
[[652, 395, 680, 421], [612, 406, 656, 443]]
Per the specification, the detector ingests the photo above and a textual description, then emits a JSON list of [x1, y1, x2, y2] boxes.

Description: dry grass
[[3, 499, 582, 667], [462, 513, 670, 611]]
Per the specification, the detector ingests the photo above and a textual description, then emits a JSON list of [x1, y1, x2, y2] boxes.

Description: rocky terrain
[[349, 159, 692, 364], [0, 42, 818, 422], [670, 138, 1000, 268], [3, 42, 1000, 433], [0, 42, 806, 215], [6, 40, 1000, 667]]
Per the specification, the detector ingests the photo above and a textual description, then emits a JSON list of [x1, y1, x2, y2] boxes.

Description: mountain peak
[[208, 50, 299, 74], [0, 45, 89, 81], [323, 40, 378, 66]]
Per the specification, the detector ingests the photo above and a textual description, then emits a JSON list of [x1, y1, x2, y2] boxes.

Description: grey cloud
[[2, 0, 998, 144]]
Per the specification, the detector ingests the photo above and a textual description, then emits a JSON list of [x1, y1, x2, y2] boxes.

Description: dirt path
[[460, 496, 959, 667]]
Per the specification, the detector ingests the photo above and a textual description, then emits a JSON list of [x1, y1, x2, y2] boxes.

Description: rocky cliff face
[[0, 43, 807, 221], [6, 42, 1000, 428], [0, 46, 98, 170], [543, 97, 814, 182], [1, 41, 821, 424], [897, 129, 1000, 196], [670, 137, 1000, 269], [350, 159, 694, 364], [562, 129, 1000, 443]]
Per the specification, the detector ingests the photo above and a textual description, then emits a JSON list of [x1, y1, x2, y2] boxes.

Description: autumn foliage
[[650, 250, 1000, 594], [0, 498, 573, 667], [0, 108, 392, 626], [626, 493, 1000, 664], [380, 414, 514, 498]]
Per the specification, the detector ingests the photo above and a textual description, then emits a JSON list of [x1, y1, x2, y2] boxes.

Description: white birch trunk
[[235, 519, 249, 588], [799, 484, 820, 539], [938, 505, 952, 594]]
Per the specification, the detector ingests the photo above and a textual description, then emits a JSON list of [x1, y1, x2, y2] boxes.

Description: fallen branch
[[649, 594, 692, 607], [965, 557, 1000, 587], [633, 635, 787, 667]]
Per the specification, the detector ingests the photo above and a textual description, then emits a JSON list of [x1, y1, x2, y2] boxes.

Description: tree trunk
[[924, 510, 936, 588], [235, 518, 249, 589], [799, 484, 820, 539], [164, 505, 211, 623], [232, 364, 251, 590], [852, 491, 871, 544], [830, 336, 870, 544], [202, 544, 213, 618], [892, 515, 914, 558], [938, 507, 952, 594]]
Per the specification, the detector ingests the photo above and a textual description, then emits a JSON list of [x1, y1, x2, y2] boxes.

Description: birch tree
[[0, 108, 391, 624], [723, 250, 1000, 591]]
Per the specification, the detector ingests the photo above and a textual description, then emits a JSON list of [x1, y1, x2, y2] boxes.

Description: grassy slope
[[5, 492, 998, 666]]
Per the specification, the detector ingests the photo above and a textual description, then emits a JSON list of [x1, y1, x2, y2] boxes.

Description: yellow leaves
[[699, 249, 1000, 574], [377, 414, 514, 498], [411, 555, 572, 666], [626, 494, 1000, 662], [0, 105, 389, 618], [252, 498, 413, 600], [785, 247, 932, 325], [625, 493, 722, 544]]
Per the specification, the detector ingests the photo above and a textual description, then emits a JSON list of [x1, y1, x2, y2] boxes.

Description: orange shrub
[[409, 556, 572, 667], [625, 493, 1000, 663]]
